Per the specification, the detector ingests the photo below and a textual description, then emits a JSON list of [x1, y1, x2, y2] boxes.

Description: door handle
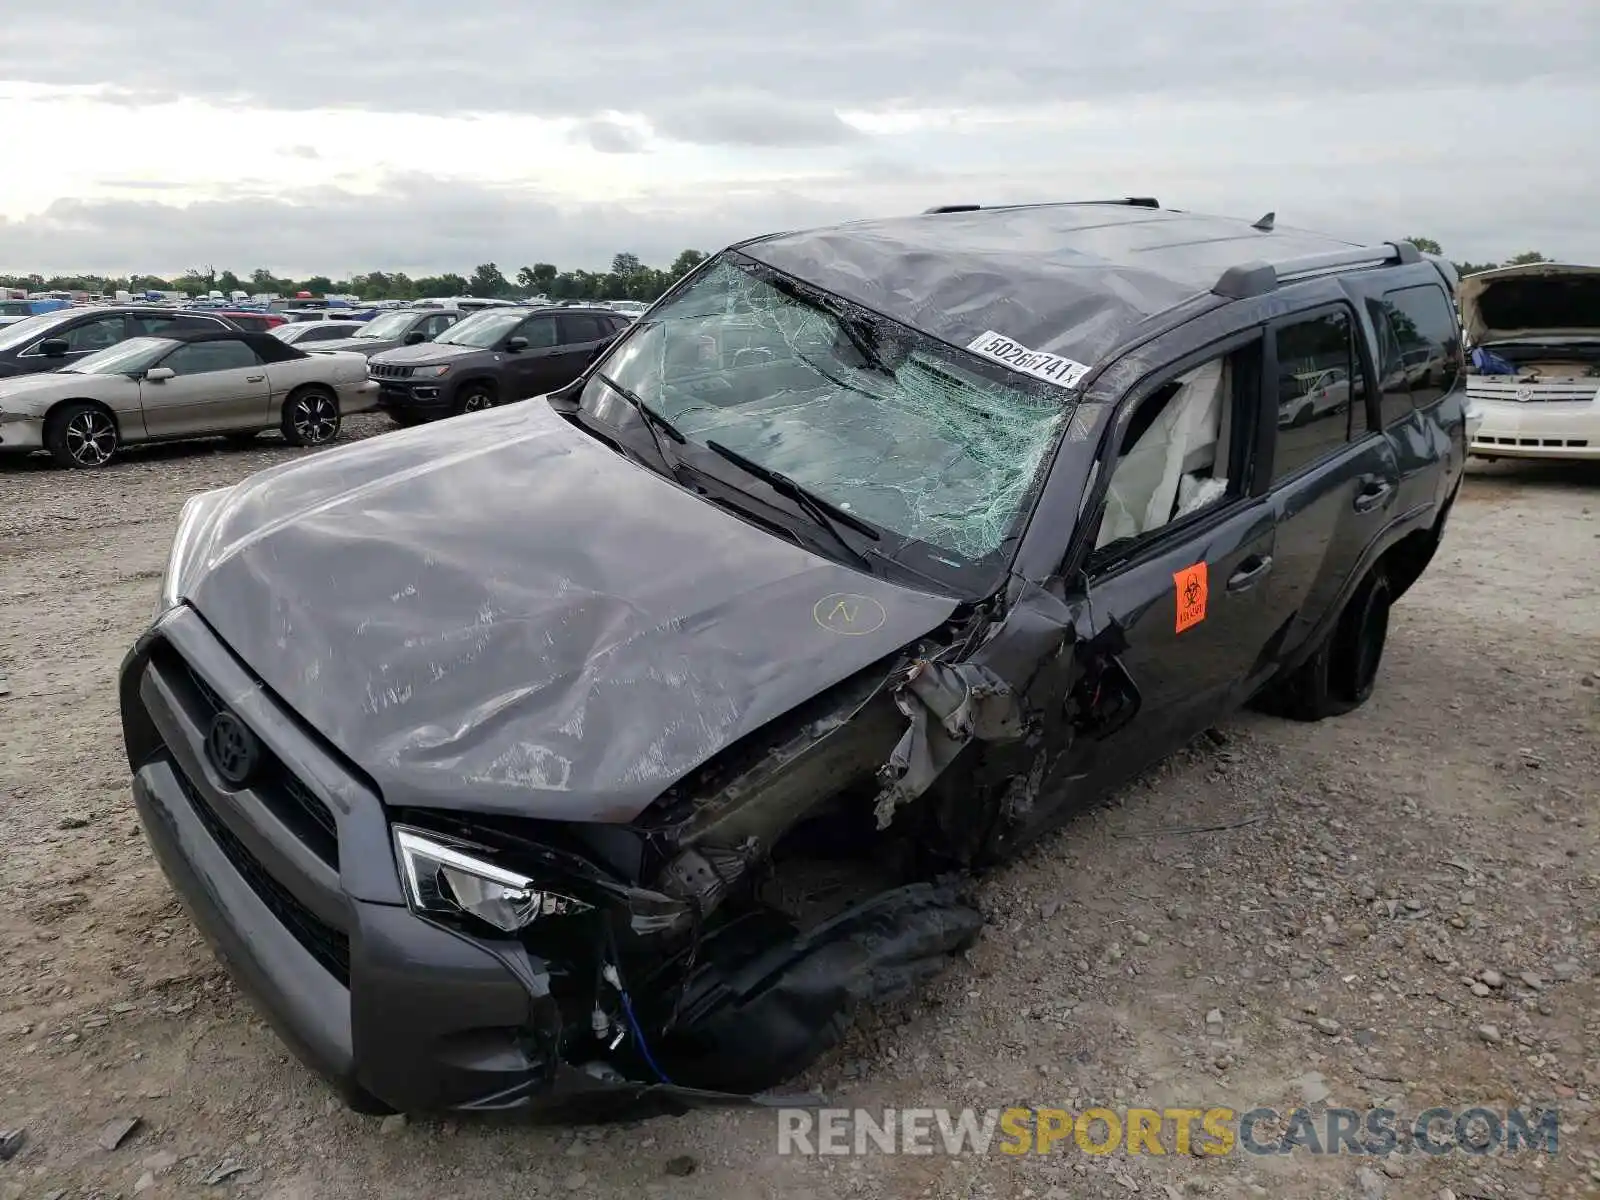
[[1353, 480, 1393, 513], [1226, 554, 1273, 592], [245, 374, 265, 382]]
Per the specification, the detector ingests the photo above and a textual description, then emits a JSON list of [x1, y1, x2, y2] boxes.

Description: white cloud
[[0, 0, 1595, 274]]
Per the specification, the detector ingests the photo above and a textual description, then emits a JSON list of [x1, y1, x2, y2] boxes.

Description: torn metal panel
[[872, 659, 1026, 830]]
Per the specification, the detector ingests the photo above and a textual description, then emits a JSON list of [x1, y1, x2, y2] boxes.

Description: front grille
[[174, 764, 351, 985], [174, 657, 339, 867], [1467, 379, 1599, 404], [1474, 435, 1590, 448], [369, 362, 414, 379]]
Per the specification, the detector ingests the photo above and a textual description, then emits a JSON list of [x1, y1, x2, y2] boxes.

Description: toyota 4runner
[[121, 199, 1466, 1116]]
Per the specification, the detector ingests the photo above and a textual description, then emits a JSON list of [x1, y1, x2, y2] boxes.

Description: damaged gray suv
[[120, 199, 1466, 1115]]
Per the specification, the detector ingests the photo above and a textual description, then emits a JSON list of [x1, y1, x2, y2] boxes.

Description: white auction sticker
[[966, 330, 1090, 390]]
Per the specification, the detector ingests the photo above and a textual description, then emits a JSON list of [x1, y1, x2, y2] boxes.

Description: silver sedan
[[0, 329, 377, 468]]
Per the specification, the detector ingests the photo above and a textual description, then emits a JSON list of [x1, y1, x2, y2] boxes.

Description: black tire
[[452, 384, 497, 417], [44, 402, 119, 469], [281, 387, 341, 447], [1252, 569, 1392, 722]]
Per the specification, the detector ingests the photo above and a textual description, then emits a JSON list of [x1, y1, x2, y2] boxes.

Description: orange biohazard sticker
[[1173, 562, 1208, 633]]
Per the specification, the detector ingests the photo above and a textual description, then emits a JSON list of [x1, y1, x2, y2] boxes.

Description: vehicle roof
[[741, 202, 1367, 377], [150, 327, 309, 362]]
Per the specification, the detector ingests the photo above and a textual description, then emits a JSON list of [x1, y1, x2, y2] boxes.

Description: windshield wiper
[[703, 439, 878, 567], [593, 371, 687, 477]]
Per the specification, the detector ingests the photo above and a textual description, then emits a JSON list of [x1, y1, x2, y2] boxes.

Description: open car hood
[[178, 403, 961, 823], [1459, 262, 1600, 345]]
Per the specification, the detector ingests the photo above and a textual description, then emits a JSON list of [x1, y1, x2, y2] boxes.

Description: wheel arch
[[45, 396, 123, 435]]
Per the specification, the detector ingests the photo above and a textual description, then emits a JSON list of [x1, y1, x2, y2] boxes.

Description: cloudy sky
[[1, 1, 1595, 278]]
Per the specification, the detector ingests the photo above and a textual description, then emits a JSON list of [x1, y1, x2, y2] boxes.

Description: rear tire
[[452, 384, 496, 417], [281, 387, 341, 447], [45, 402, 119, 469], [1252, 569, 1392, 722]]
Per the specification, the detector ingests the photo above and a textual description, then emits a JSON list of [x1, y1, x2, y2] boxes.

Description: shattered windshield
[[582, 255, 1071, 574]]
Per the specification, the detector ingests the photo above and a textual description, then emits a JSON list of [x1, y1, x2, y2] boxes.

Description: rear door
[[1263, 304, 1399, 665], [1366, 283, 1464, 518], [139, 339, 272, 437]]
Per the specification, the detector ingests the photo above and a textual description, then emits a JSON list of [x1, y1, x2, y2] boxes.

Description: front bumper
[[371, 377, 456, 418], [1468, 397, 1600, 459], [0, 411, 45, 451], [120, 606, 607, 1113]]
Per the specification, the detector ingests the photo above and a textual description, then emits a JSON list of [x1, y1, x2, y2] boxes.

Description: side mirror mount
[[504, 336, 529, 353], [39, 338, 70, 358], [143, 366, 175, 382], [403, 330, 426, 345]]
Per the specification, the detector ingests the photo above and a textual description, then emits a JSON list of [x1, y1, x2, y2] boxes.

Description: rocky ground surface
[[1, 422, 1596, 1199]]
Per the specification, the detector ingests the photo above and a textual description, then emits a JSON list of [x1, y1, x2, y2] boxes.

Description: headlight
[[157, 486, 235, 615], [411, 364, 450, 378], [394, 826, 593, 934]]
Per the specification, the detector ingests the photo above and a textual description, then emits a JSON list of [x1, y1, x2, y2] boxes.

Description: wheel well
[[455, 376, 499, 396], [284, 381, 336, 403], [1376, 485, 1457, 602], [45, 398, 121, 436]]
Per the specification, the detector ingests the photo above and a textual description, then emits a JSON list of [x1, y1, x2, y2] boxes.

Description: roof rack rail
[[922, 197, 1161, 215], [1211, 240, 1422, 299]]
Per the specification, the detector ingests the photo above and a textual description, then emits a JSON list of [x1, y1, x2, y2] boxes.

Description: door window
[[1372, 284, 1461, 410], [513, 315, 558, 348], [1271, 309, 1361, 482], [161, 340, 261, 376], [40, 315, 127, 353], [423, 314, 457, 337], [1093, 340, 1258, 554], [559, 313, 605, 344]]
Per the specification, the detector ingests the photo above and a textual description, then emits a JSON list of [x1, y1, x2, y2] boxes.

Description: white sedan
[[0, 329, 377, 468]]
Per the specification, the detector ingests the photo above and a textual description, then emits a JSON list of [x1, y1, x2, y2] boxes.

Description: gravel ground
[[1, 421, 1597, 1200]]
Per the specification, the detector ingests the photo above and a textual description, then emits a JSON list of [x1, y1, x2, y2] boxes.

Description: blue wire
[[620, 989, 673, 1085]]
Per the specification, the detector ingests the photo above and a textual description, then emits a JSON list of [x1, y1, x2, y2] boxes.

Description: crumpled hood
[[1459, 262, 1600, 345], [180, 403, 961, 823]]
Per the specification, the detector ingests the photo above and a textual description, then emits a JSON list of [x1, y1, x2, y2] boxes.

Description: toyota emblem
[[206, 711, 261, 787]]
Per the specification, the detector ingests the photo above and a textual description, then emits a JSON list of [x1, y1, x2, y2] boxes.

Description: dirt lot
[[1, 420, 1596, 1200]]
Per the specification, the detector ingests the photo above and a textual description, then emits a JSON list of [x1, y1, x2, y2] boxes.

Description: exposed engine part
[[873, 659, 1026, 829], [659, 841, 758, 913]]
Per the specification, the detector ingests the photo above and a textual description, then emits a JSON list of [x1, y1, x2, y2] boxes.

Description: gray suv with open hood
[[121, 199, 1464, 1115]]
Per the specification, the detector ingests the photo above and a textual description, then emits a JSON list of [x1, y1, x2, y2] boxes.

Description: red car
[[217, 310, 287, 333]]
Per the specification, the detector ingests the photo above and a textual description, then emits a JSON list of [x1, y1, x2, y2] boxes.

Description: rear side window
[[163, 340, 261, 375], [1271, 309, 1360, 482], [1372, 284, 1462, 412], [560, 314, 607, 343]]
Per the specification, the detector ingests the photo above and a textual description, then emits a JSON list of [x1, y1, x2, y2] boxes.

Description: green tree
[[468, 262, 510, 298], [1503, 251, 1549, 266], [610, 252, 642, 277], [217, 270, 243, 294], [669, 249, 708, 278], [1403, 236, 1443, 256], [1455, 260, 1498, 277], [300, 275, 333, 296]]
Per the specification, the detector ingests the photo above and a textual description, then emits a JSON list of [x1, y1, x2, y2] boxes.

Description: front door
[[139, 340, 272, 437], [554, 313, 614, 387], [500, 313, 561, 399]]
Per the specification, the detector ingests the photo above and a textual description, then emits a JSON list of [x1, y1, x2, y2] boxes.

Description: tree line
[[1403, 239, 1551, 277], [0, 250, 710, 302]]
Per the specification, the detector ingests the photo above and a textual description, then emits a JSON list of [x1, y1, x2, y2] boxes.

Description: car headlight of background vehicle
[[156, 486, 235, 615], [410, 364, 451, 378], [394, 826, 593, 933]]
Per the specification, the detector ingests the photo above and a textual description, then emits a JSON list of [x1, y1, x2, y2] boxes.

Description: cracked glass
[[587, 255, 1074, 565]]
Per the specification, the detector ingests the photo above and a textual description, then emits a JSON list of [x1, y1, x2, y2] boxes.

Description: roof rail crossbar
[[1211, 241, 1421, 299]]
